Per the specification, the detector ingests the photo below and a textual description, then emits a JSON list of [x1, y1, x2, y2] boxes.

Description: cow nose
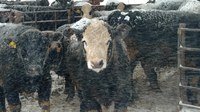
[[91, 60, 104, 69]]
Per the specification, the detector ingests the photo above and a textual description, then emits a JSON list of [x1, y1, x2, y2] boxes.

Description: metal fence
[[21, 8, 82, 31], [178, 23, 200, 111]]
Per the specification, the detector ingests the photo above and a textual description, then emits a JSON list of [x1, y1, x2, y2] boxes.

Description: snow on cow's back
[[178, 0, 200, 13]]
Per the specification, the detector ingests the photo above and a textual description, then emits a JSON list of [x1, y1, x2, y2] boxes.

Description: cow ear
[[103, 22, 113, 37], [53, 32, 63, 41], [5, 38, 17, 49], [116, 24, 131, 39], [41, 31, 54, 42], [74, 33, 83, 41], [63, 27, 74, 37]]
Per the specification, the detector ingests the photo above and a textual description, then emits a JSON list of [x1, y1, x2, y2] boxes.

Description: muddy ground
[[16, 63, 180, 112]]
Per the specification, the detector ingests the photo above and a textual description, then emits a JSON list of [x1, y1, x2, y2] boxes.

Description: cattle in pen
[[0, 23, 63, 112]]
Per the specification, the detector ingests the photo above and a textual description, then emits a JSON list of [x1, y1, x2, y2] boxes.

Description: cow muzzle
[[87, 58, 107, 73]]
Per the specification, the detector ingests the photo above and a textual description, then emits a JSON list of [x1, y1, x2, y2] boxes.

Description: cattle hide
[[0, 23, 55, 112], [42, 30, 64, 73], [107, 10, 200, 91], [55, 24, 82, 102], [134, 0, 186, 10]]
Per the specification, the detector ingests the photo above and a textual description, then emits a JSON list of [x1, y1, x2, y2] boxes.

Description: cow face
[[82, 20, 112, 73], [17, 29, 49, 77], [46, 40, 63, 71], [42, 31, 64, 71]]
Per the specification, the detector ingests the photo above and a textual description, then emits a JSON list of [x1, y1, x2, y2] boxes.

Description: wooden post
[[117, 2, 125, 11], [178, 23, 186, 83], [54, 11, 57, 30], [89, 0, 101, 5], [178, 23, 186, 109], [67, 9, 71, 24]]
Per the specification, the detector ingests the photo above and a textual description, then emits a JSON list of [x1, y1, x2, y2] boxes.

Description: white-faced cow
[[68, 19, 135, 112]]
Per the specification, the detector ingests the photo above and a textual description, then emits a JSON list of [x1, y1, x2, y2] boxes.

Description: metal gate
[[178, 23, 200, 111], [21, 8, 82, 31]]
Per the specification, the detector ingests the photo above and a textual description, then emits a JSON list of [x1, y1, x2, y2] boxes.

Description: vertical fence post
[[34, 11, 37, 28], [54, 11, 57, 30], [178, 23, 200, 111], [67, 9, 71, 24], [178, 23, 186, 111]]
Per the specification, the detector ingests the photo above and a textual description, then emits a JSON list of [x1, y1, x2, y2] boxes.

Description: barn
[[1, 0, 200, 112]]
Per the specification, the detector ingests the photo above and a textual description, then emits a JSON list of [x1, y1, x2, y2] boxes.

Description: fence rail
[[21, 7, 82, 30], [178, 23, 200, 111]]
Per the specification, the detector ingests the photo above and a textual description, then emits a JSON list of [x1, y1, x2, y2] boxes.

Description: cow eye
[[57, 43, 61, 48], [107, 40, 112, 45], [48, 44, 51, 48], [82, 40, 87, 46]]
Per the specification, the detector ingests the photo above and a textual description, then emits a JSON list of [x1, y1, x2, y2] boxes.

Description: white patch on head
[[70, 34, 78, 41], [83, 19, 111, 73], [124, 16, 130, 21]]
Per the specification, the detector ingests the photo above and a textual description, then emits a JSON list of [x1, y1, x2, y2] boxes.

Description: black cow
[[107, 10, 200, 104], [42, 31, 64, 73], [0, 24, 63, 112], [56, 24, 80, 102]]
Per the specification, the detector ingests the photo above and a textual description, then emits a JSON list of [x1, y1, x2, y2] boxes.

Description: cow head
[[16, 29, 49, 77], [42, 31, 64, 72], [8, 10, 24, 24], [81, 20, 112, 73], [80, 19, 131, 73]]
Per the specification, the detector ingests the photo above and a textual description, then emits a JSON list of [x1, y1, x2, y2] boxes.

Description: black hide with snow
[[134, 0, 185, 10], [56, 24, 83, 101], [107, 10, 200, 90], [0, 23, 51, 111]]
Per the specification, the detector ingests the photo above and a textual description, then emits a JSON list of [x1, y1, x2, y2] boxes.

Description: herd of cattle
[[0, 17, 135, 112], [1, 0, 200, 112]]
